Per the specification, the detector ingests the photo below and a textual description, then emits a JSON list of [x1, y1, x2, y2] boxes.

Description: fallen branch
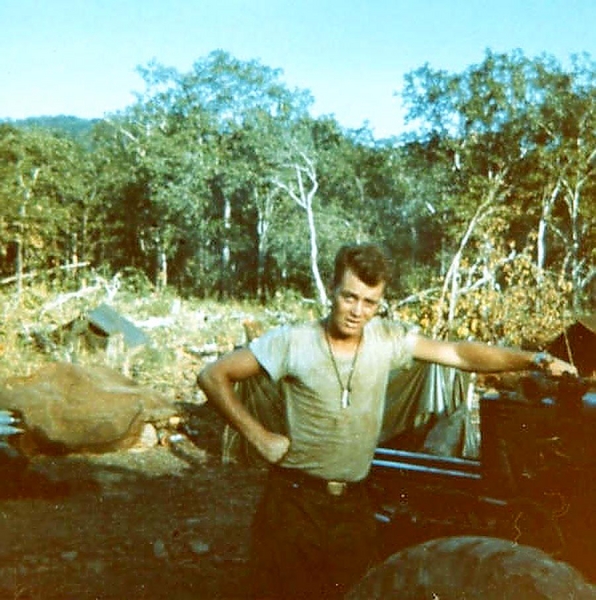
[[40, 273, 121, 314], [0, 262, 90, 286], [40, 283, 103, 314]]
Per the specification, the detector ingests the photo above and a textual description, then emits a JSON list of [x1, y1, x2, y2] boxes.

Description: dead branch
[[0, 262, 90, 286], [40, 273, 121, 314], [394, 288, 442, 307]]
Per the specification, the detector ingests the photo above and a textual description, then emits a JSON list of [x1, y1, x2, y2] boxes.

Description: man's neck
[[322, 318, 361, 354]]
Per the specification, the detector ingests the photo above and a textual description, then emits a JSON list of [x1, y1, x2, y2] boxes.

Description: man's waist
[[270, 465, 368, 497]]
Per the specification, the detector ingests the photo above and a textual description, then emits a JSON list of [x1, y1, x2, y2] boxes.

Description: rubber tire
[[346, 535, 596, 599]]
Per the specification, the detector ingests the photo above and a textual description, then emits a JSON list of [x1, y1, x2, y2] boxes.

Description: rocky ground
[[0, 405, 267, 600]]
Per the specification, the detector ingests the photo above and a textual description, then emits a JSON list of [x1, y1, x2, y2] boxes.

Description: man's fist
[[256, 431, 290, 464]]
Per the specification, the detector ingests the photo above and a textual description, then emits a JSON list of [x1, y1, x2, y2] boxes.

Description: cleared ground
[[0, 405, 266, 600]]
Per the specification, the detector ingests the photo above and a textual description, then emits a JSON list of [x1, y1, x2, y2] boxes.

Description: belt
[[270, 466, 367, 497]]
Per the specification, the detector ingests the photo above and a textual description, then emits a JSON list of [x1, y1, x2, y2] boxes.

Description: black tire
[[346, 535, 596, 600]]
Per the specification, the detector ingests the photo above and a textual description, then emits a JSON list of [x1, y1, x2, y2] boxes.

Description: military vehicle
[[357, 371, 596, 598]]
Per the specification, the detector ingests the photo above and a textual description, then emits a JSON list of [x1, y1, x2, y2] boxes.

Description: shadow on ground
[[0, 404, 266, 600]]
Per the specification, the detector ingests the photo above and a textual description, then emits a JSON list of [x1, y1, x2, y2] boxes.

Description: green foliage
[[0, 49, 594, 336], [444, 244, 572, 347], [392, 242, 572, 349], [399, 49, 594, 314], [0, 271, 324, 404], [0, 125, 101, 287], [4, 115, 98, 143]]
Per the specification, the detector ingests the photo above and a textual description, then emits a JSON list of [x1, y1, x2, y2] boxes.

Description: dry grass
[[0, 279, 316, 399]]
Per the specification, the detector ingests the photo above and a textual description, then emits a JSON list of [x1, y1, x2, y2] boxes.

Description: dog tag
[[341, 388, 350, 409]]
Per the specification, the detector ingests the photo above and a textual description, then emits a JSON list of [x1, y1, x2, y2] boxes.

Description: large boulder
[[0, 363, 174, 454]]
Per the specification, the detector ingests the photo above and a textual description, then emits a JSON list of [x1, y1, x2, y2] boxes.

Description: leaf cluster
[[1, 49, 594, 346]]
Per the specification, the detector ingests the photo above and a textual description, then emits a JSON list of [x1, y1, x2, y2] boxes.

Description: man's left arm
[[410, 334, 577, 376]]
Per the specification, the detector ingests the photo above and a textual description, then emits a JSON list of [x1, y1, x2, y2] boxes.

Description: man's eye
[[363, 301, 379, 311]]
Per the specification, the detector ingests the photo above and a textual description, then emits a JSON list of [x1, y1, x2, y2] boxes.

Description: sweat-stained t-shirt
[[248, 317, 417, 482]]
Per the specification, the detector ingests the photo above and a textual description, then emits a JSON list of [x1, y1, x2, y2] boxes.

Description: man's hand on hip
[[256, 431, 290, 464]]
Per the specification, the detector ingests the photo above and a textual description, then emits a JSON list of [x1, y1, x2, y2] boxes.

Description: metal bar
[[372, 459, 482, 480], [0, 412, 18, 425], [375, 447, 480, 469]]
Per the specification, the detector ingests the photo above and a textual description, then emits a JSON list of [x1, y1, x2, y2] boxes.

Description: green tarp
[[222, 361, 476, 465]]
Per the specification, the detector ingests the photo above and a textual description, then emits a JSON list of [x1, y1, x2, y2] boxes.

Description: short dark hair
[[332, 243, 391, 289]]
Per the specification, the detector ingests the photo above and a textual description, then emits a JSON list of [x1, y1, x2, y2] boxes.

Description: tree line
[[1, 49, 594, 345]]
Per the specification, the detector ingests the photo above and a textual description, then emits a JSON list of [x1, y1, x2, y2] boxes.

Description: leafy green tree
[[530, 54, 596, 310], [108, 51, 314, 298], [0, 125, 95, 296], [400, 49, 595, 333]]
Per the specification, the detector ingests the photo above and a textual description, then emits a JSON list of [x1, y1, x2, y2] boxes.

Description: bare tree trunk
[[151, 230, 168, 291], [14, 166, 40, 302], [79, 207, 89, 286], [71, 232, 79, 268], [537, 179, 561, 275], [273, 151, 327, 306], [433, 172, 506, 338], [220, 195, 232, 299], [255, 187, 276, 303], [562, 178, 585, 313], [157, 247, 167, 290], [15, 207, 24, 299], [433, 203, 490, 337], [304, 190, 326, 305]]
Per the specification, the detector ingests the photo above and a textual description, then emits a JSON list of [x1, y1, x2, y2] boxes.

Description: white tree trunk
[[255, 187, 276, 302], [220, 194, 232, 298], [536, 179, 561, 274], [273, 151, 327, 306], [433, 172, 506, 338]]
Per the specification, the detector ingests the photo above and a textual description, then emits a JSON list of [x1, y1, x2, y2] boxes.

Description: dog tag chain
[[324, 325, 362, 409]]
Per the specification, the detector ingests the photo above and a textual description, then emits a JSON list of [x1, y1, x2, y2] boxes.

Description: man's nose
[[350, 300, 363, 316]]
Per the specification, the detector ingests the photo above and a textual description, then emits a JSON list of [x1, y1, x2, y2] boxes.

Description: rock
[[188, 540, 210, 556], [130, 423, 159, 452], [153, 539, 168, 559], [0, 363, 174, 455], [60, 551, 78, 561], [167, 434, 208, 465]]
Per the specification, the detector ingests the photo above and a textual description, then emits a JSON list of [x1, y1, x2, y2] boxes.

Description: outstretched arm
[[197, 348, 290, 464], [410, 334, 577, 376]]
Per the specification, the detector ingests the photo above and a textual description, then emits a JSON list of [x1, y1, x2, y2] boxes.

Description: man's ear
[[325, 285, 336, 309]]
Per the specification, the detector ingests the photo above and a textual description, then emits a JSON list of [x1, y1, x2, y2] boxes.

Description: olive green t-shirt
[[249, 317, 416, 481]]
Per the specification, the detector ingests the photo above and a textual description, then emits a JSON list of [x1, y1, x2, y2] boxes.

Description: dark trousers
[[250, 468, 379, 599]]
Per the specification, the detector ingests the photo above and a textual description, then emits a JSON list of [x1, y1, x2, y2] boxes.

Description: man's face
[[329, 268, 385, 339]]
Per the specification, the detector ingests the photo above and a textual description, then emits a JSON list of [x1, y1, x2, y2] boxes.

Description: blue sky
[[2, 0, 595, 138]]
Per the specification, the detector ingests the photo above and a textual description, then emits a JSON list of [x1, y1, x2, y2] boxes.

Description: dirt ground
[[0, 405, 268, 600]]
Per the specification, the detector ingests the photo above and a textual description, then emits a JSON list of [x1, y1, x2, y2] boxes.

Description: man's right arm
[[197, 348, 290, 464]]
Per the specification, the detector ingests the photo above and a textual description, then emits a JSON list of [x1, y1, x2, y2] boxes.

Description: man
[[198, 242, 575, 599]]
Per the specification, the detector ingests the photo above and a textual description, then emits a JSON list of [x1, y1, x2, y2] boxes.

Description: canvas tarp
[[547, 314, 596, 377], [222, 361, 475, 465]]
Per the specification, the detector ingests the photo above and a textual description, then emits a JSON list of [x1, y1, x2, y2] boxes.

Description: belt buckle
[[326, 481, 347, 496]]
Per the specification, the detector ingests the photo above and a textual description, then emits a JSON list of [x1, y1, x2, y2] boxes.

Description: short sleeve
[[248, 325, 292, 382], [374, 318, 419, 371]]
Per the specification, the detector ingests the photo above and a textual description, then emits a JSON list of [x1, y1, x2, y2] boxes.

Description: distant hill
[[2, 115, 100, 141]]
